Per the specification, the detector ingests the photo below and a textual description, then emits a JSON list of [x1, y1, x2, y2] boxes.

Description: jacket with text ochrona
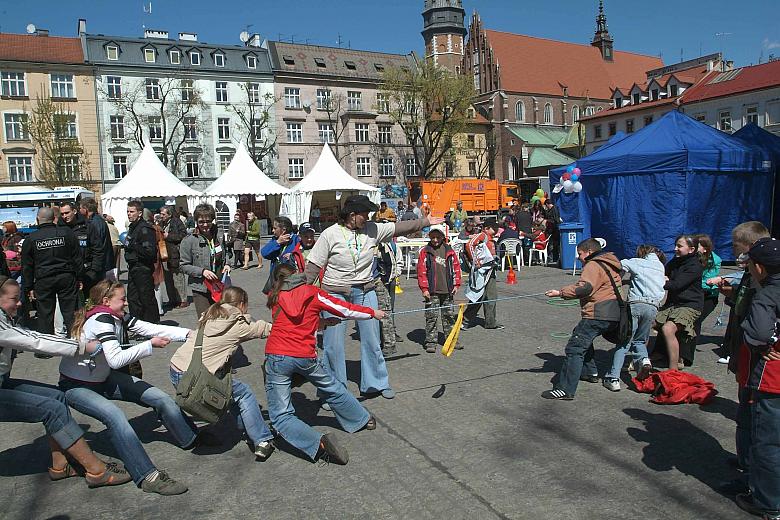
[[21, 223, 82, 285]]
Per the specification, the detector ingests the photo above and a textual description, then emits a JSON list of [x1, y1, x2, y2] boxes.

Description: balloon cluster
[[530, 188, 546, 205], [560, 165, 583, 193]]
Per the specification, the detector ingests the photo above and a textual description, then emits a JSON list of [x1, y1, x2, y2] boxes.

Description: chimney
[[143, 29, 169, 39], [77, 19, 86, 36], [178, 32, 198, 42], [36, 28, 49, 37], [247, 33, 262, 47]]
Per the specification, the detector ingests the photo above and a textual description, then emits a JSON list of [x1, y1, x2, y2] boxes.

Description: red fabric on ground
[[632, 369, 718, 405]]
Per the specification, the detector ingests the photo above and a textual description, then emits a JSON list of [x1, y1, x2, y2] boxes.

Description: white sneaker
[[602, 378, 621, 392], [717, 356, 730, 364]]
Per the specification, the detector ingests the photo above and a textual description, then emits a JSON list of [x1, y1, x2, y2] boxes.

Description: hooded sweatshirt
[[170, 304, 271, 374], [265, 273, 377, 358], [559, 251, 623, 321]]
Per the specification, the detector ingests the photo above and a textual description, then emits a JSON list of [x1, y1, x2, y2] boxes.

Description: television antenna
[[26, 23, 36, 34]]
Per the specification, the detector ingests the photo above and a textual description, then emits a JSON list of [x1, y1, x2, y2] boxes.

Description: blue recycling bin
[[559, 222, 584, 271]]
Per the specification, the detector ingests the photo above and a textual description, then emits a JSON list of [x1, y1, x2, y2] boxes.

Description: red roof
[[484, 30, 662, 99], [0, 34, 83, 65], [580, 97, 679, 121], [682, 60, 780, 103]]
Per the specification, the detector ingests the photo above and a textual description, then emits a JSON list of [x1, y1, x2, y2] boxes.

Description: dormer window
[[190, 51, 201, 66], [214, 53, 225, 67], [144, 48, 156, 63], [632, 93, 640, 105], [344, 61, 357, 70], [282, 55, 295, 66], [374, 63, 385, 72], [246, 55, 257, 69], [106, 45, 119, 61], [170, 50, 180, 65], [670, 84, 679, 97], [314, 58, 326, 68], [614, 97, 622, 108]]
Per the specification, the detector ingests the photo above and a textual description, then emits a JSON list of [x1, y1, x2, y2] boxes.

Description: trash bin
[[559, 222, 584, 271]]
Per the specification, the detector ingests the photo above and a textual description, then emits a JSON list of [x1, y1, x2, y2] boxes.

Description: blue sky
[[2, 0, 778, 68]]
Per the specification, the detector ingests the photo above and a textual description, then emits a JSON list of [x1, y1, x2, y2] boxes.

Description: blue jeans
[[605, 302, 656, 380], [265, 354, 370, 460], [321, 287, 390, 394], [169, 368, 273, 446], [0, 375, 84, 450], [60, 371, 198, 485], [556, 318, 616, 396], [750, 391, 780, 513]]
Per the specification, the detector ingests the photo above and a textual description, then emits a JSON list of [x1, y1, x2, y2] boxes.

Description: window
[[376, 93, 389, 113], [614, 97, 622, 109], [356, 157, 371, 177], [8, 157, 33, 182], [112, 156, 127, 178], [110, 115, 125, 139], [219, 154, 232, 173], [59, 157, 79, 179], [695, 113, 706, 123], [651, 89, 659, 101], [214, 53, 225, 67], [344, 61, 357, 70], [746, 105, 759, 125], [347, 91, 362, 111], [180, 79, 194, 101], [282, 55, 295, 66], [185, 156, 199, 178], [354, 123, 369, 142], [284, 87, 301, 109], [316, 88, 331, 110], [246, 55, 257, 69], [215, 81, 228, 103], [632, 93, 641, 104], [378, 125, 392, 144], [145, 78, 160, 100], [445, 162, 454, 177], [4, 114, 28, 141], [608, 122, 617, 136], [468, 161, 477, 176], [184, 117, 197, 140], [515, 101, 525, 122], [379, 157, 394, 178], [51, 74, 75, 98], [374, 63, 384, 72], [669, 84, 679, 97], [594, 124, 602, 139], [170, 50, 180, 65], [571, 105, 579, 124], [107, 76, 122, 98], [54, 115, 77, 139], [144, 48, 156, 63], [314, 57, 326, 68], [644, 115, 654, 127], [217, 117, 230, 141], [106, 45, 119, 61], [585, 106, 596, 116], [626, 119, 634, 133], [148, 116, 162, 140], [251, 118, 263, 140], [543, 103, 552, 124], [318, 123, 334, 144], [1, 72, 26, 97], [286, 122, 302, 143], [405, 155, 418, 177], [247, 82, 261, 103], [190, 51, 201, 65], [288, 158, 304, 179], [719, 110, 732, 132]]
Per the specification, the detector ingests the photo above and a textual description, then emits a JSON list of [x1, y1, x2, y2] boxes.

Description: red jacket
[[633, 370, 717, 404], [265, 276, 377, 358], [417, 244, 461, 294]]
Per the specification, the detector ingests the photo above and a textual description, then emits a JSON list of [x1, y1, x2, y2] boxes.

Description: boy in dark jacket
[[735, 238, 780, 520], [417, 225, 461, 353]]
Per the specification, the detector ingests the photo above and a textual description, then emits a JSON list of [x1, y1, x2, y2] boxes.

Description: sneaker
[[579, 374, 599, 384], [636, 362, 653, 381], [395, 334, 404, 343], [361, 416, 377, 431], [381, 347, 398, 357], [321, 402, 332, 412], [718, 356, 730, 364], [85, 462, 132, 488], [460, 321, 473, 331], [381, 388, 396, 399], [736, 493, 765, 517], [253, 440, 275, 461], [602, 378, 621, 392], [425, 345, 437, 353], [317, 433, 349, 465], [141, 470, 188, 495], [485, 324, 505, 330], [541, 389, 574, 400], [48, 462, 82, 481]]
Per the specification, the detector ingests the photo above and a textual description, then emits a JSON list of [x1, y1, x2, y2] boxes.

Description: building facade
[[0, 32, 101, 193]]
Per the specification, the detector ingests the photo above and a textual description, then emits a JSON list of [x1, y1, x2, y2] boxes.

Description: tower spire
[[591, 0, 614, 61]]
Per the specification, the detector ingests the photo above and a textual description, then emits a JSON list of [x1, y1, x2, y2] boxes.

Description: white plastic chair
[[499, 238, 523, 271], [572, 237, 607, 275], [530, 237, 550, 266], [406, 245, 426, 280]]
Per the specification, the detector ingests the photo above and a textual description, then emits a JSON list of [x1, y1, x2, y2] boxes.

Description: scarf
[[85, 305, 124, 321]]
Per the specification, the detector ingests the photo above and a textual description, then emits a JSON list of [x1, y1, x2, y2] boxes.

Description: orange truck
[[420, 179, 517, 217]]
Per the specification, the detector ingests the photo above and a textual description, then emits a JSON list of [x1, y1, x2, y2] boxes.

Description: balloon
[[540, 197, 546, 205], [535, 188, 544, 197], [566, 165, 575, 173], [570, 174, 579, 182], [562, 173, 571, 181], [572, 167, 581, 175], [562, 180, 573, 191], [572, 181, 583, 193], [530, 196, 539, 204]]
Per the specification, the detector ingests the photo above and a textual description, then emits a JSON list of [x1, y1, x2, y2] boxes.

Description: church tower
[[421, 0, 467, 71], [591, 0, 614, 61]]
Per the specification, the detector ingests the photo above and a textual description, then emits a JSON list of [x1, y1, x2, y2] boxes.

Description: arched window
[[571, 105, 580, 124], [585, 106, 596, 116], [543, 103, 553, 124], [509, 156, 521, 180], [515, 101, 525, 122]]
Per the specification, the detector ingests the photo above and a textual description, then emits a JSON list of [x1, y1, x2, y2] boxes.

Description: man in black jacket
[[544, 199, 562, 264], [125, 200, 159, 323], [160, 205, 188, 308], [21, 206, 82, 335], [59, 202, 91, 294], [78, 198, 114, 294]]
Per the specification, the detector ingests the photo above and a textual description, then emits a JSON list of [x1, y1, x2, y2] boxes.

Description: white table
[[395, 239, 431, 279]]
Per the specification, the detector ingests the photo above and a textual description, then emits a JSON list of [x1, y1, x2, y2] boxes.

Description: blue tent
[[550, 110, 772, 260], [733, 124, 780, 237]]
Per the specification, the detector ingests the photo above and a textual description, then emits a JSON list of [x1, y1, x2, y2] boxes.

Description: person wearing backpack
[[542, 238, 621, 400]]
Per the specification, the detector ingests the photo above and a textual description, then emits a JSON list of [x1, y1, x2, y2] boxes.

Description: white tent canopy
[[280, 144, 380, 224], [101, 141, 201, 231]]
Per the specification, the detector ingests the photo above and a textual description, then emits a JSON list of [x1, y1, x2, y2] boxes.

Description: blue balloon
[[570, 174, 579, 182], [566, 165, 575, 173]]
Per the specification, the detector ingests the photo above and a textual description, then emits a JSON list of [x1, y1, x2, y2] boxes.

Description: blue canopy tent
[[550, 111, 771, 261], [733, 124, 780, 237]]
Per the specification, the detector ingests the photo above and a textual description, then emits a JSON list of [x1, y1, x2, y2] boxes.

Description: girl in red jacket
[[264, 264, 385, 465]]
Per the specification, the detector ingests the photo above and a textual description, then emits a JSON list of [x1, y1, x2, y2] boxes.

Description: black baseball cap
[[342, 195, 378, 214], [299, 222, 315, 235], [749, 237, 780, 268]]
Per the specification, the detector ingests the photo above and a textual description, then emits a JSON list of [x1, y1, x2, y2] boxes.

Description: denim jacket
[[621, 253, 666, 307]]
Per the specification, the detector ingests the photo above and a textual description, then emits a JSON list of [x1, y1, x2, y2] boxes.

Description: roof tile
[[0, 34, 83, 64], [681, 60, 780, 103]]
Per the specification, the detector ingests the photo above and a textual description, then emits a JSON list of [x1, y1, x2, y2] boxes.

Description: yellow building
[[437, 106, 496, 179], [0, 32, 102, 195]]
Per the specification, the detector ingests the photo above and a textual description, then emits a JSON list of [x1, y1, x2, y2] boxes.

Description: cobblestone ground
[[1, 263, 745, 520]]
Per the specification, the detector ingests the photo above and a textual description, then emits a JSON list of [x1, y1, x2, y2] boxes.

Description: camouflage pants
[[375, 281, 397, 355], [425, 294, 456, 348]]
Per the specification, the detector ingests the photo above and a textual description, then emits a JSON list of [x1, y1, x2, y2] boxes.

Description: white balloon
[[562, 179, 573, 190], [572, 181, 583, 193]]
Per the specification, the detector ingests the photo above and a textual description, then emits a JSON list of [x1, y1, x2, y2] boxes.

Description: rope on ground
[[549, 332, 572, 339], [545, 297, 579, 307]]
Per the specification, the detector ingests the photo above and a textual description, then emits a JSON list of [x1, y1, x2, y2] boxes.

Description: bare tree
[[318, 88, 352, 163], [380, 59, 475, 179], [103, 76, 205, 175], [461, 125, 499, 179], [227, 83, 278, 173], [23, 95, 91, 187]]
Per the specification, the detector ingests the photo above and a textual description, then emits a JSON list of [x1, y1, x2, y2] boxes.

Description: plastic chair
[[499, 238, 523, 271], [530, 237, 550, 266], [406, 245, 426, 280], [572, 238, 607, 275]]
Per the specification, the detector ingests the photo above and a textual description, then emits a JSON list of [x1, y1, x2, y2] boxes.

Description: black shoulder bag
[[594, 260, 632, 345]]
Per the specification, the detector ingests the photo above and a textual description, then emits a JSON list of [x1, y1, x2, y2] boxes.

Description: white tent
[[101, 141, 202, 231], [201, 143, 289, 221], [280, 144, 380, 225]]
